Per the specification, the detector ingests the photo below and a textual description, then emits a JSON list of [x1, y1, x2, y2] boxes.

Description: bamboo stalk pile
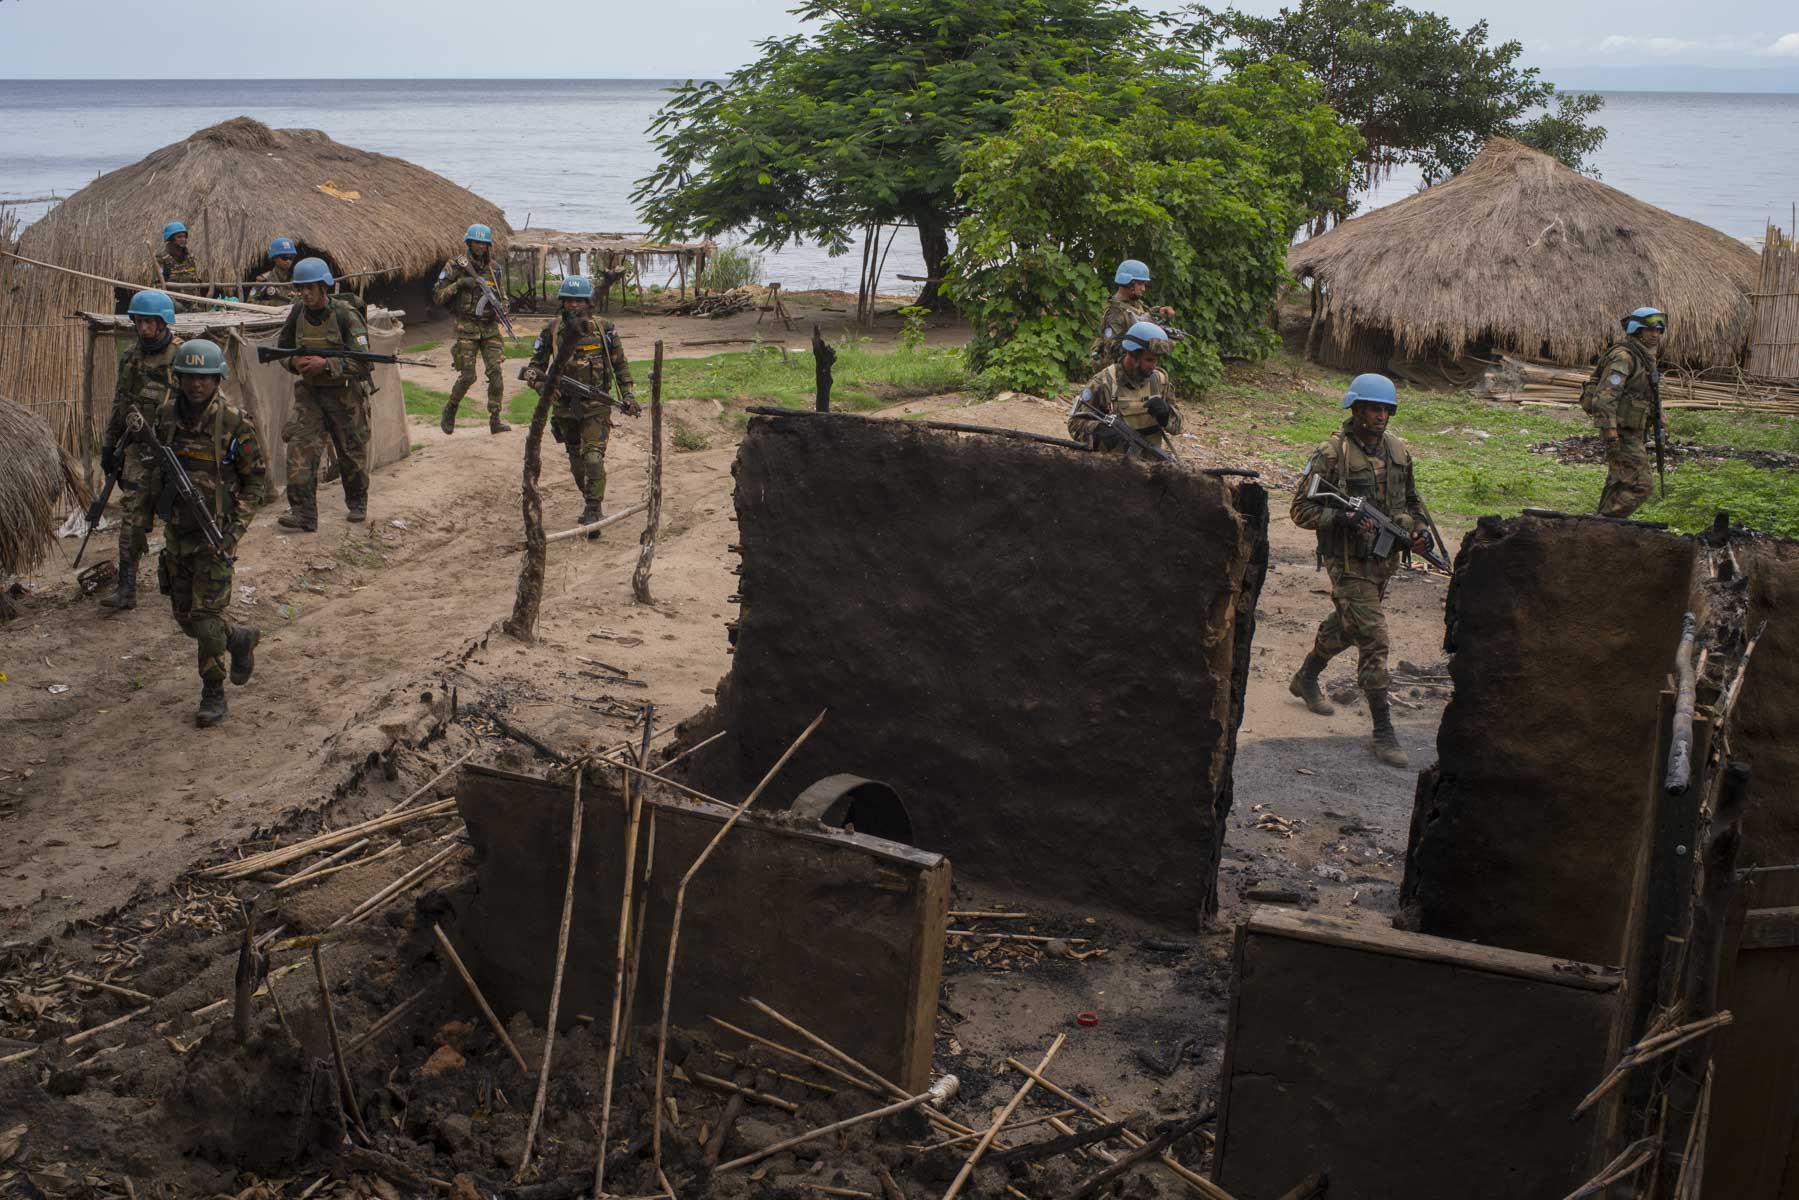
[[1482, 355, 1799, 416], [1747, 218, 1798, 380]]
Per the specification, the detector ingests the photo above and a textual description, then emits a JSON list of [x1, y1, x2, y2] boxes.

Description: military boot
[[227, 626, 260, 686], [578, 499, 602, 525], [277, 509, 317, 533], [195, 679, 228, 728], [439, 397, 461, 434], [98, 548, 138, 611], [345, 489, 367, 523], [1368, 691, 1409, 768], [1288, 652, 1334, 715], [490, 413, 512, 434]]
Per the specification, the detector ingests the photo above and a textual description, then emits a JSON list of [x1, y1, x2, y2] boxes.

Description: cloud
[[1763, 32, 1799, 56], [1598, 35, 1700, 57]]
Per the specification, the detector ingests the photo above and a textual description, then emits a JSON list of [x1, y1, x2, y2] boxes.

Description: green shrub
[[698, 245, 764, 292]]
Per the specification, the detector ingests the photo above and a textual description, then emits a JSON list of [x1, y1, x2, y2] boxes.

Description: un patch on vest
[[1608, 372, 1624, 387]]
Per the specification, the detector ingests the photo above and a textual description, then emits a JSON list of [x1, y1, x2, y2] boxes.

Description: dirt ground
[[0, 305, 1448, 1194]]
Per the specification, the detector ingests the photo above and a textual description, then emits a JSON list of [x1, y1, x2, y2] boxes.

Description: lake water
[[3, 80, 1797, 290]]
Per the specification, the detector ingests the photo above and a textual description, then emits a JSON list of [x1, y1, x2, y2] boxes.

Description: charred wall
[[1734, 543, 1799, 865], [694, 411, 1269, 926]]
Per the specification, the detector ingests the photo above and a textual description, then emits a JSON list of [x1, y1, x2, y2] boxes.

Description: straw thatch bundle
[[1289, 138, 1759, 368], [0, 395, 89, 578], [18, 116, 509, 283]]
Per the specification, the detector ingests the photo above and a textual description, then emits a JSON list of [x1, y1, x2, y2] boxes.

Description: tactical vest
[[158, 250, 200, 287], [546, 319, 617, 387], [1318, 426, 1413, 562], [116, 336, 186, 420], [1582, 338, 1658, 431], [152, 397, 251, 528], [450, 256, 502, 321], [252, 266, 294, 303], [290, 300, 365, 392], [1105, 364, 1169, 443]]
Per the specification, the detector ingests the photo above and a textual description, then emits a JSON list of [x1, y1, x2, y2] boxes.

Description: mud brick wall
[[455, 765, 949, 1091], [699, 412, 1269, 926], [1402, 515, 1698, 965], [1734, 543, 1799, 866], [1216, 909, 1623, 1200]]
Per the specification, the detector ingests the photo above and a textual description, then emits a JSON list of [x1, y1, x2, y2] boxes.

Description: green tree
[[1193, 0, 1606, 205], [631, 0, 1162, 308], [947, 64, 1359, 395]]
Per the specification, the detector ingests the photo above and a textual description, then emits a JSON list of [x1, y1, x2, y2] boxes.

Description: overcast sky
[[0, 0, 1796, 78]]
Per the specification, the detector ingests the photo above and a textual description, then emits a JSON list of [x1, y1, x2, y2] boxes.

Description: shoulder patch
[[1608, 371, 1625, 387]]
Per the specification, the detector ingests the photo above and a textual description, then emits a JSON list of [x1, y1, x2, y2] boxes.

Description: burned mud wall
[[1215, 909, 1624, 1200], [1734, 543, 1799, 865], [455, 765, 950, 1091], [696, 411, 1269, 926], [1402, 515, 1698, 965]]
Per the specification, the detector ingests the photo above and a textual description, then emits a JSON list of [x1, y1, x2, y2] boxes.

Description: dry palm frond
[[1290, 138, 1759, 368], [0, 394, 89, 575]]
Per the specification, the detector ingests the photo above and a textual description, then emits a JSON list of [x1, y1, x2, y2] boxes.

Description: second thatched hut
[[1289, 138, 1760, 371]]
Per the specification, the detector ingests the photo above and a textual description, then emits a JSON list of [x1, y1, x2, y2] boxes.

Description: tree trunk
[[914, 214, 952, 311]]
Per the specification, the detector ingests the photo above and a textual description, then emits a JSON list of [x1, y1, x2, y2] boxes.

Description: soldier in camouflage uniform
[[129, 338, 268, 727], [1068, 321, 1183, 457], [249, 237, 299, 305], [521, 276, 639, 525], [155, 221, 203, 303], [1288, 373, 1432, 768], [1091, 259, 1177, 368], [274, 258, 373, 531], [433, 223, 511, 435], [97, 289, 184, 611], [1586, 306, 1666, 519]]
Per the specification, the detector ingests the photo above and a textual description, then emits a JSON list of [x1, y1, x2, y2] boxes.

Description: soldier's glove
[[100, 443, 120, 477], [1146, 395, 1173, 428], [621, 395, 642, 417], [1090, 422, 1127, 451]]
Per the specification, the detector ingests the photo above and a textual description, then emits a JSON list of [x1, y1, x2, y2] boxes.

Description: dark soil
[[1531, 433, 1799, 471]]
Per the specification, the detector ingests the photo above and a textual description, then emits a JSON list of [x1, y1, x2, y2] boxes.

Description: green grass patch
[[402, 339, 443, 354], [1204, 352, 1799, 538], [504, 337, 537, 360], [656, 342, 968, 420], [402, 379, 451, 417]]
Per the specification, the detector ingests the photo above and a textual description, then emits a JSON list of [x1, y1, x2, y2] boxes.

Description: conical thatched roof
[[18, 117, 509, 282], [1289, 138, 1759, 367], [0, 396, 88, 577]]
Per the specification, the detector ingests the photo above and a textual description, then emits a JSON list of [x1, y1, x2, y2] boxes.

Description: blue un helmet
[[268, 236, 298, 259], [1114, 259, 1151, 286], [1342, 373, 1399, 409], [292, 257, 334, 287], [558, 276, 595, 300], [1623, 306, 1668, 335], [161, 221, 187, 242], [172, 339, 229, 379], [1120, 321, 1169, 353], [127, 289, 177, 325], [464, 223, 495, 245]]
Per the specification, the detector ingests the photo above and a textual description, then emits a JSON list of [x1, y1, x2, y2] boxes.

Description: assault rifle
[[1071, 399, 1174, 464], [1303, 474, 1450, 572], [125, 409, 233, 562], [255, 345, 433, 368], [462, 258, 516, 338], [73, 459, 122, 569], [550, 374, 642, 417], [1650, 370, 1667, 497]]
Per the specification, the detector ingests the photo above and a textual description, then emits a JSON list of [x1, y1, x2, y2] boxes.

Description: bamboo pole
[[708, 1016, 890, 1098], [63, 974, 155, 1005], [646, 710, 828, 1177], [331, 842, 464, 927], [347, 983, 434, 1057], [544, 501, 649, 545], [311, 946, 370, 1141], [201, 800, 457, 878], [687, 1070, 801, 1113], [943, 1035, 1066, 1200], [271, 838, 371, 891], [382, 748, 477, 815], [717, 1076, 961, 1173], [0, 248, 286, 313], [594, 757, 649, 1195], [517, 763, 587, 1177], [433, 924, 531, 1076]]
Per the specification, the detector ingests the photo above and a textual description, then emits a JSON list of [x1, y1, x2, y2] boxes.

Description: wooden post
[[592, 761, 649, 1196], [813, 325, 837, 413], [1303, 280, 1323, 364], [631, 341, 664, 604], [80, 323, 99, 491], [517, 764, 587, 1177]]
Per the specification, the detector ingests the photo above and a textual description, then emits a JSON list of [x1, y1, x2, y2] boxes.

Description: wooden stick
[[1562, 1136, 1659, 1199], [595, 755, 649, 1196], [942, 1034, 1065, 1200], [1066, 1109, 1212, 1200], [202, 800, 456, 878], [947, 911, 1033, 920], [518, 763, 587, 1177], [704, 1091, 745, 1167], [233, 905, 258, 1044], [544, 501, 650, 545], [598, 754, 725, 807], [0, 247, 287, 312], [270, 838, 371, 890], [945, 931, 1088, 944], [689, 1069, 802, 1114], [64, 1006, 150, 1048], [276, 842, 405, 890], [383, 748, 477, 815], [619, 809, 658, 1042], [653, 729, 727, 774], [715, 1052, 837, 1093], [1273, 1171, 1329, 1200], [717, 1076, 959, 1172], [708, 1015, 889, 1098], [347, 983, 434, 1057], [649, 710, 828, 1175], [63, 974, 154, 1005], [311, 946, 370, 1141], [333, 843, 464, 928], [433, 924, 530, 1075], [915, 1110, 1080, 1153], [631, 339, 664, 602], [986, 1118, 1130, 1168]]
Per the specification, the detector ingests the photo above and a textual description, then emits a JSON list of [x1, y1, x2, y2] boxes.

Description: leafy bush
[[698, 245, 764, 292], [946, 68, 1358, 395]]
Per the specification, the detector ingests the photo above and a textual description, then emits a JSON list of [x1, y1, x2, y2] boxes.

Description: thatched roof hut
[[17, 117, 509, 285], [0, 395, 88, 581], [1289, 138, 1759, 369]]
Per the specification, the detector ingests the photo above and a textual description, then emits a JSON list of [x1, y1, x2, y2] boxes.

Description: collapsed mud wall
[[1402, 515, 1698, 965], [1734, 543, 1799, 865], [694, 411, 1269, 926]]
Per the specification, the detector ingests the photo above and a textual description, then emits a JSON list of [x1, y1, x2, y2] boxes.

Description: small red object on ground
[[1076, 1011, 1099, 1027]]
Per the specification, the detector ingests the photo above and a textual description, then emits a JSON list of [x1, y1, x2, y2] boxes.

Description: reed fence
[[1747, 217, 1799, 381]]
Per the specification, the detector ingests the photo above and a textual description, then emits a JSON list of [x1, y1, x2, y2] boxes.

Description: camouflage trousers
[[286, 385, 370, 517], [116, 450, 156, 560], [1311, 558, 1396, 694], [450, 320, 506, 416], [553, 410, 612, 503], [1598, 427, 1653, 519], [161, 545, 233, 683]]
